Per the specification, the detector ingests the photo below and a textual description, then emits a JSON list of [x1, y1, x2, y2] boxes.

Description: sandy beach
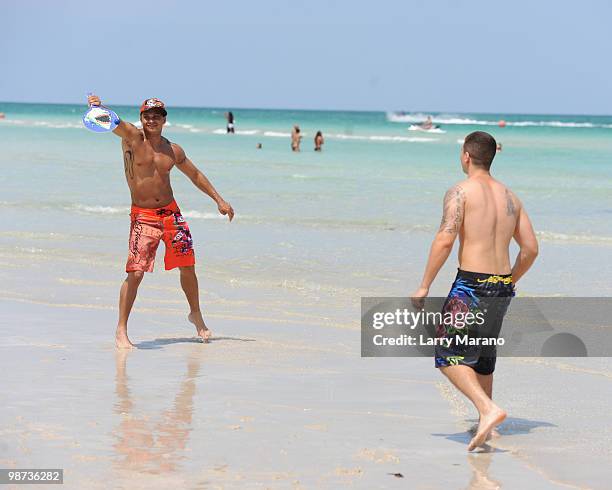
[[2, 290, 611, 489]]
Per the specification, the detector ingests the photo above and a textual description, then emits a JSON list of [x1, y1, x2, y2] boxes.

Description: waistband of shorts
[[457, 268, 513, 284], [131, 200, 180, 217]]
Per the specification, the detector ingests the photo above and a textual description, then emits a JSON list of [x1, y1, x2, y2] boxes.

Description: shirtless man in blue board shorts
[[411, 131, 539, 451], [86, 95, 235, 349]]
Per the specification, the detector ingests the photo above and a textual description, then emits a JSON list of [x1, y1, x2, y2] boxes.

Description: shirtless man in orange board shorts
[[87, 95, 234, 349]]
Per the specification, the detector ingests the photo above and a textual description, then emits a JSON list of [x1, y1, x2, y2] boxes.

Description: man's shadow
[[432, 416, 556, 450], [135, 334, 256, 350]]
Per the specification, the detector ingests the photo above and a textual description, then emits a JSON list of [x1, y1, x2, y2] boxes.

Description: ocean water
[[1, 102, 611, 326]]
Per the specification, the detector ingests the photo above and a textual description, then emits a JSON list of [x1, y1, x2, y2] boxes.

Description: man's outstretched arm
[[172, 143, 235, 221], [86, 94, 141, 143], [511, 204, 538, 283], [412, 184, 465, 305]]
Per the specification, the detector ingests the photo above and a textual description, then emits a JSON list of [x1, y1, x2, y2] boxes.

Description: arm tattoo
[[505, 189, 516, 216], [123, 150, 134, 179], [439, 185, 466, 234]]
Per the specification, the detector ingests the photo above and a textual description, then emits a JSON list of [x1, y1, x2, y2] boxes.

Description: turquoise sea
[[1, 102, 611, 326]]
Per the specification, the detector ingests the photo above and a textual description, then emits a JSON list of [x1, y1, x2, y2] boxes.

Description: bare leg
[[477, 373, 501, 438], [469, 373, 500, 438], [116, 271, 145, 349], [179, 266, 211, 342], [440, 365, 506, 451], [476, 373, 493, 399]]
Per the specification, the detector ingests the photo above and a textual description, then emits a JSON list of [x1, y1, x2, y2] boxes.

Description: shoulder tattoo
[[439, 185, 466, 234], [505, 189, 516, 216]]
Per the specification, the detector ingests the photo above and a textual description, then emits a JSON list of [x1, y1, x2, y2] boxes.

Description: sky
[[2, 0, 612, 114]]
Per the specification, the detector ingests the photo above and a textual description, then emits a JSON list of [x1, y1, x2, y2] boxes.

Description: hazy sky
[[2, 0, 611, 114]]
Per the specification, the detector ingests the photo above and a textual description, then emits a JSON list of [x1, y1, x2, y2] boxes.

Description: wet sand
[[2, 300, 611, 489]]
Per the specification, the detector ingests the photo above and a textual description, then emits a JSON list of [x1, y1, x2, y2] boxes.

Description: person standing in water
[[411, 131, 538, 451], [226, 111, 235, 133], [87, 94, 235, 349], [314, 131, 324, 151], [291, 125, 302, 152]]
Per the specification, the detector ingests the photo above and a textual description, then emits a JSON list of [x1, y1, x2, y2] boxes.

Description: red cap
[[140, 98, 167, 116]]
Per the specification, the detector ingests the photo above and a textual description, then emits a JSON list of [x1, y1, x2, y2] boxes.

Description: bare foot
[[468, 406, 506, 451], [188, 312, 212, 343], [115, 328, 135, 349]]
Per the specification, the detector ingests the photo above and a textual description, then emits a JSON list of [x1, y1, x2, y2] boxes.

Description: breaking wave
[[386, 112, 612, 129]]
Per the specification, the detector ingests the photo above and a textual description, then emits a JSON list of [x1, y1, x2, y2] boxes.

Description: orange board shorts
[[126, 200, 195, 273]]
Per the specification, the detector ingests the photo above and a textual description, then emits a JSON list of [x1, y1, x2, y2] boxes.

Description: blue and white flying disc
[[82, 105, 119, 133]]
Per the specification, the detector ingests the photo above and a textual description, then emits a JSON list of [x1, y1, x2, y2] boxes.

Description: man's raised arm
[[412, 184, 465, 305], [172, 143, 235, 222], [511, 203, 538, 284], [86, 94, 141, 142]]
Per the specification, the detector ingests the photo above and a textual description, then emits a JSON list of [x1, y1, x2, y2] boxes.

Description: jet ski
[[408, 124, 445, 133]]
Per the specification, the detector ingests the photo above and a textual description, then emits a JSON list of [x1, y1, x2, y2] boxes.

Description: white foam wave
[[181, 210, 225, 220], [263, 131, 292, 137], [369, 135, 436, 142], [235, 129, 259, 135], [0, 118, 27, 125], [327, 133, 436, 143], [387, 112, 431, 123], [511, 121, 596, 128], [70, 204, 129, 215], [330, 133, 365, 140], [212, 128, 259, 135], [45, 122, 83, 129], [2, 119, 83, 129], [387, 112, 612, 129], [537, 231, 612, 245], [441, 117, 495, 125], [67, 203, 224, 220], [388, 113, 498, 126]]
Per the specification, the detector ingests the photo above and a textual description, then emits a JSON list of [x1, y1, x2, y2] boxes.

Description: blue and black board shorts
[[435, 269, 514, 375]]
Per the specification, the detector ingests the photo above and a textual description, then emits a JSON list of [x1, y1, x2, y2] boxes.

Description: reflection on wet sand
[[465, 452, 501, 490], [113, 348, 201, 475]]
